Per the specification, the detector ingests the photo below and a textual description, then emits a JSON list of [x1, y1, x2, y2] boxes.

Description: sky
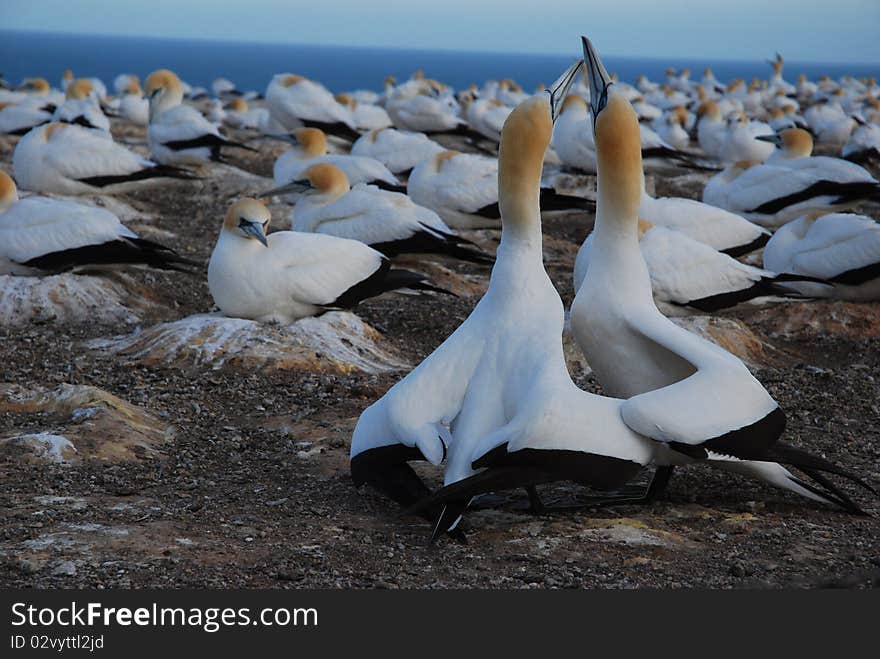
[[2, 0, 878, 63]]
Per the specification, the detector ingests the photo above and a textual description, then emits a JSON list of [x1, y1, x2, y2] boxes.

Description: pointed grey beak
[[240, 220, 268, 247], [582, 36, 612, 123], [756, 133, 782, 147], [261, 179, 312, 197], [264, 133, 299, 145], [547, 60, 580, 123]]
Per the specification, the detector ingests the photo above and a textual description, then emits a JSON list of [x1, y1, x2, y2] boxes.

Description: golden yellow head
[[224, 198, 272, 231], [293, 127, 328, 157], [560, 94, 588, 115], [144, 69, 181, 95], [0, 170, 18, 209], [125, 78, 142, 95], [44, 122, 67, 141], [281, 74, 305, 88], [302, 163, 349, 193], [498, 95, 552, 192], [433, 150, 460, 172], [22, 77, 50, 94], [594, 93, 643, 216], [65, 79, 94, 100], [780, 128, 813, 157], [228, 97, 248, 112], [334, 92, 355, 109]]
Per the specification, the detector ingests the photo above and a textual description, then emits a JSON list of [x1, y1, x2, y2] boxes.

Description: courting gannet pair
[[352, 43, 872, 541], [207, 199, 450, 323], [0, 171, 194, 275]]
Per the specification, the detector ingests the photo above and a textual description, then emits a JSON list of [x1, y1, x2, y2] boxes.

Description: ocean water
[[1, 30, 877, 96]]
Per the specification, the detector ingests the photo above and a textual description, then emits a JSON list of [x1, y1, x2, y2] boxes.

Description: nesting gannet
[[350, 128, 445, 176], [570, 37, 871, 512], [0, 171, 194, 275], [352, 63, 658, 539], [334, 93, 393, 131], [222, 97, 271, 131], [212, 77, 240, 98], [207, 198, 448, 322], [763, 212, 880, 301], [655, 107, 690, 150], [265, 74, 359, 141], [384, 79, 468, 134], [408, 150, 592, 230], [720, 112, 775, 163], [273, 163, 493, 264], [638, 171, 770, 256], [270, 127, 401, 192], [113, 74, 139, 96], [758, 126, 814, 164], [0, 97, 53, 135], [145, 69, 255, 165], [573, 220, 816, 313], [843, 115, 880, 163], [704, 135, 880, 227], [459, 93, 512, 142], [52, 79, 111, 136], [116, 78, 149, 125], [13, 122, 195, 195]]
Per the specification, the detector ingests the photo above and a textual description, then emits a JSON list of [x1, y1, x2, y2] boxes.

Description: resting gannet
[[351, 62, 657, 540], [116, 78, 149, 125], [350, 128, 445, 176], [52, 79, 110, 136], [0, 97, 53, 135], [266, 74, 360, 141], [0, 171, 195, 275], [551, 95, 598, 172], [758, 127, 813, 164], [763, 212, 880, 301], [273, 163, 492, 264], [334, 93, 393, 131], [408, 150, 592, 230], [269, 127, 402, 193], [145, 69, 256, 165], [13, 122, 196, 195], [720, 112, 775, 163], [570, 37, 872, 512], [222, 98, 270, 131], [207, 198, 448, 323], [843, 115, 880, 163], [459, 92, 512, 142]]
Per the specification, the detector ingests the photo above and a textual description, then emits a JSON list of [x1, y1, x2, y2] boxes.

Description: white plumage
[[408, 151, 499, 229], [350, 128, 445, 175]]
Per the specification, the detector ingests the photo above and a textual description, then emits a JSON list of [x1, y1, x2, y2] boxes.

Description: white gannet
[[551, 94, 598, 172], [113, 74, 139, 96], [704, 135, 880, 227], [655, 107, 690, 150], [408, 150, 592, 230], [222, 97, 271, 131], [759, 126, 814, 164], [384, 78, 470, 135], [570, 37, 871, 512], [842, 115, 880, 164], [763, 212, 880, 301], [720, 112, 775, 163], [767, 52, 796, 96], [459, 92, 512, 142], [0, 171, 195, 274], [573, 220, 816, 313], [13, 122, 196, 195], [207, 198, 448, 322], [265, 74, 360, 141], [351, 63, 656, 539], [52, 79, 111, 136], [0, 97, 53, 135], [350, 127, 445, 176], [270, 127, 402, 192], [212, 77, 240, 98], [116, 78, 149, 125], [273, 163, 493, 264], [334, 93, 393, 131], [145, 69, 256, 165]]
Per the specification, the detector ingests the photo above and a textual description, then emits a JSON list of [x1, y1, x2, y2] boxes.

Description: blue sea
[[1, 30, 877, 95]]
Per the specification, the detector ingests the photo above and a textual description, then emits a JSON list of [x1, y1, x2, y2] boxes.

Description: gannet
[[269, 127, 401, 192], [408, 150, 592, 230], [144, 69, 255, 165], [758, 126, 814, 164], [222, 97, 271, 131], [212, 77, 240, 98], [459, 92, 512, 142], [265, 74, 359, 141], [551, 95, 598, 172], [13, 122, 195, 195], [843, 115, 880, 163], [655, 107, 690, 150], [207, 198, 448, 323], [334, 93, 393, 131], [116, 78, 149, 125], [384, 79, 468, 134], [274, 163, 493, 264], [767, 53, 796, 96], [113, 74, 139, 96], [573, 220, 817, 313], [350, 128, 445, 176], [720, 112, 775, 163], [0, 171, 195, 275], [763, 212, 880, 301], [570, 37, 871, 512], [352, 63, 657, 539], [0, 97, 53, 135], [704, 135, 880, 227], [52, 79, 111, 136]]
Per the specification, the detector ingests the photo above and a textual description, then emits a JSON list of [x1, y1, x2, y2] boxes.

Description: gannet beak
[[241, 220, 269, 247], [264, 133, 300, 145], [547, 60, 580, 123], [581, 36, 612, 122], [261, 179, 312, 197], [756, 133, 783, 147]]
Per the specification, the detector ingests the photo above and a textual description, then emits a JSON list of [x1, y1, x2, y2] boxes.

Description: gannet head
[[19, 78, 50, 94], [227, 97, 248, 112], [144, 69, 184, 115], [280, 74, 305, 88], [768, 52, 784, 75], [224, 198, 271, 247], [433, 150, 460, 172], [124, 78, 142, 96], [0, 171, 18, 212], [290, 127, 328, 157], [696, 100, 721, 121], [582, 36, 643, 218], [756, 127, 813, 158], [335, 92, 355, 110], [384, 75, 397, 88], [263, 162, 349, 198], [65, 79, 94, 100]]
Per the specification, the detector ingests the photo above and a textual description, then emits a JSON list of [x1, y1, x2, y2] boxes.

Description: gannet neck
[[0, 171, 18, 212], [145, 69, 184, 116], [497, 96, 551, 249], [305, 163, 350, 198]]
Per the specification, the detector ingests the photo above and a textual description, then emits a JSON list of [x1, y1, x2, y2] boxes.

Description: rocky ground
[[0, 120, 878, 590]]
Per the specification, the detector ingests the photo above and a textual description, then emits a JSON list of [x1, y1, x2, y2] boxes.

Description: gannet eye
[[262, 221, 269, 230], [238, 217, 249, 228]]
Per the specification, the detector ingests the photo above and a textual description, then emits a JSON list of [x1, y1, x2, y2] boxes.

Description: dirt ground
[[0, 120, 878, 590]]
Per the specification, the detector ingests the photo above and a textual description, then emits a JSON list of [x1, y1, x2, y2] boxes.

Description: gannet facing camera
[[145, 69, 256, 165], [570, 36, 872, 514], [207, 198, 451, 323], [274, 163, 494, 264], [13, 122, 197, 195], [0, 171, 196, 275]]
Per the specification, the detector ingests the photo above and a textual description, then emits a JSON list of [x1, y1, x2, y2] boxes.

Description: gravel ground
[[0, 122, 878, 590]]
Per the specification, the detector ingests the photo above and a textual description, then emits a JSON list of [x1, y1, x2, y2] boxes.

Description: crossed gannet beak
[[547, 60, 581, 123], [261, 179, 312, 197], [239, 219, 269, 247], [756, 133, 783, 147], [582, 36, 612, 124]]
